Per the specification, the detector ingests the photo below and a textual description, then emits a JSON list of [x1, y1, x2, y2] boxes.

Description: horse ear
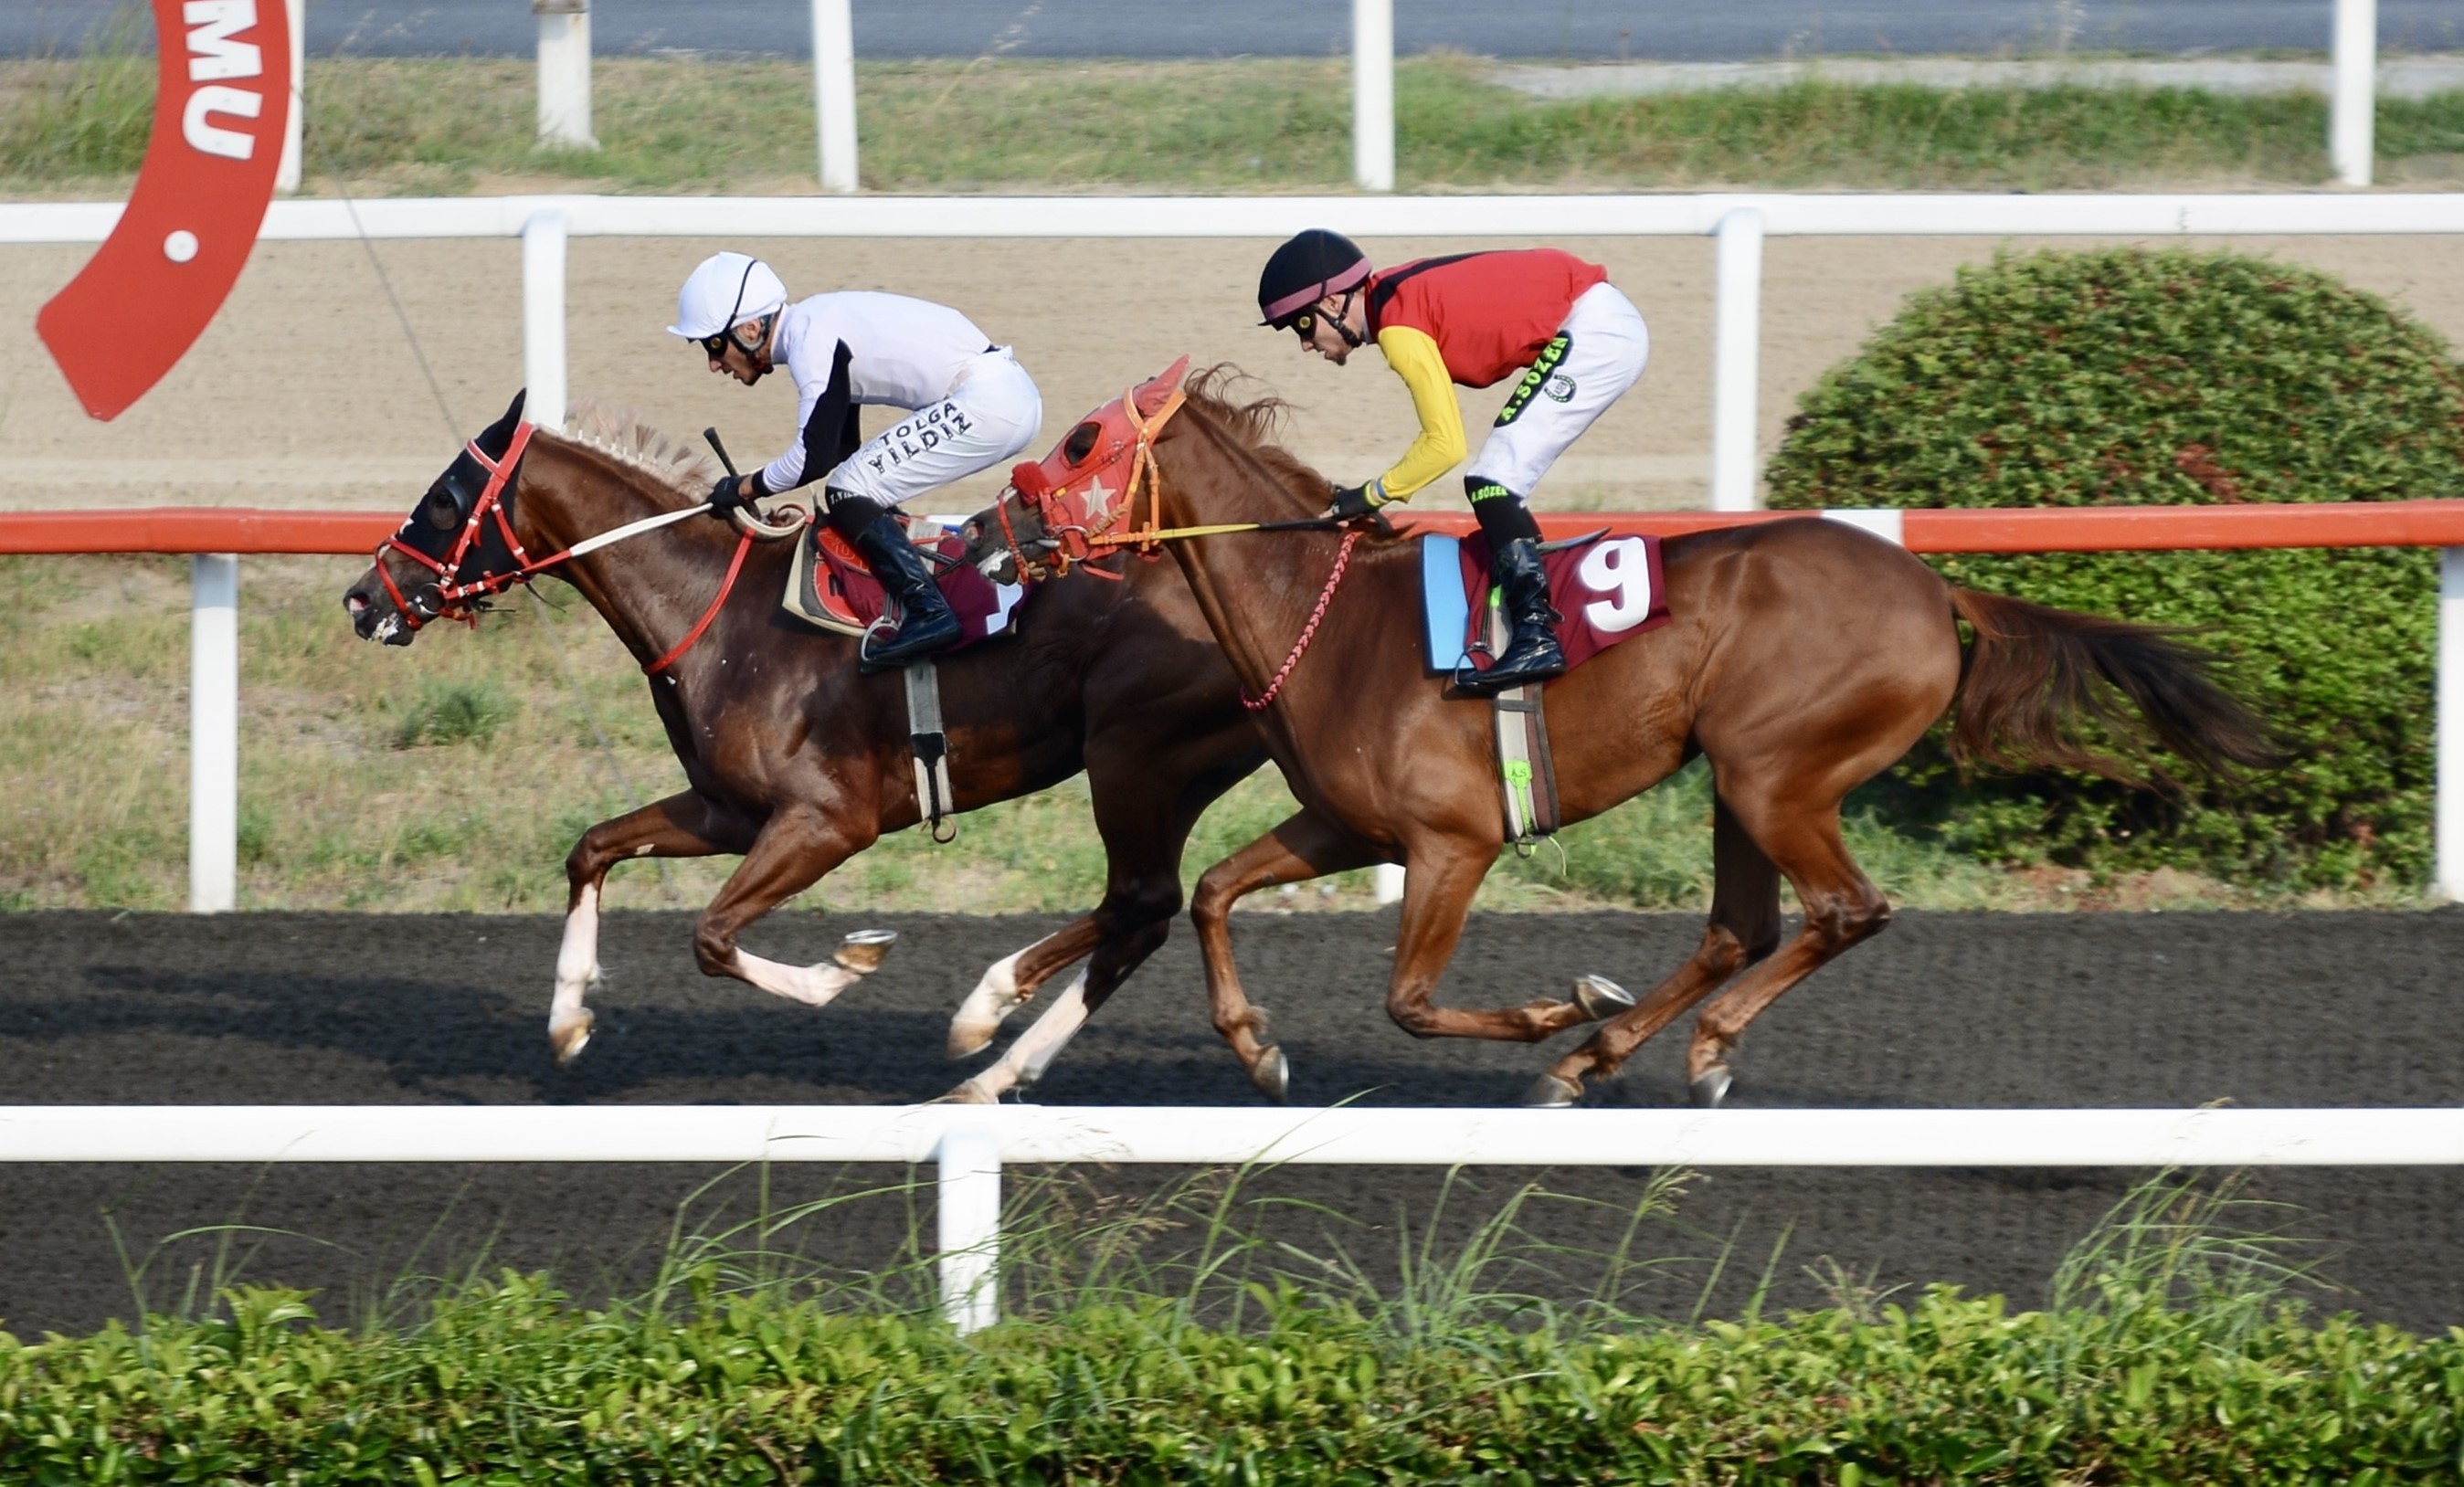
[[1133, 355, 1192, 416], [1010, 460, 1052, 498], [502, 388, 528, 427]]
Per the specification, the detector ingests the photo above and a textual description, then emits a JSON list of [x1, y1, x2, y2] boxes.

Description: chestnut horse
[[343, 391, 1264, 1102], [970, 370, 2277, 1108]]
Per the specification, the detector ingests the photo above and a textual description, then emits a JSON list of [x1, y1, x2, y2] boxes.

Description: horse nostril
[[344, 593, 367, 616]]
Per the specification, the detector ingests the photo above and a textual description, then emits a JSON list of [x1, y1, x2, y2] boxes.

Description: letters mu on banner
[[37, 0, 291, 421]]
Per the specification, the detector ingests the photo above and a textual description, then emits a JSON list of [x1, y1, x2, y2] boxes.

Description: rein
[[375, 419, 756, 676], [1242, 530, 1361, 712]]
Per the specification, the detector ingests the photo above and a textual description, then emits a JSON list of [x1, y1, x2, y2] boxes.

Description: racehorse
[[968, 367, 2279, 1108], [342, 391, 1264, 1102]]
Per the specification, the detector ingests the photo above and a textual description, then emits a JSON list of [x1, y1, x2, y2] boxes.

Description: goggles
[[1285, 308, 1319, 345]]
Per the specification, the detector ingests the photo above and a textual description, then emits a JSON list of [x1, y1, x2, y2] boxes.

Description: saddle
[[782, 511, 1020, 651], [1421, 529, 1672, 846]]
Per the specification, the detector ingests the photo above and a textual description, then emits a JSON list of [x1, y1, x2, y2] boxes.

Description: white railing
[[6, 1102, 2458, 1333], [509, 1, 2382, 193], [10, 188, 2464, 500]]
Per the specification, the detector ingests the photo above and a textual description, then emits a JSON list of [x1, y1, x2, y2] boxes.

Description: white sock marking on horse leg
[[966, 970, 1091, 1101], [548, 884, 601, 1060], [948, 933, 1061, 1058], [732, 948, 865, 1008]]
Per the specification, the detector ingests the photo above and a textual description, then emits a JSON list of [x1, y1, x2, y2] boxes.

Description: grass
[[8, 1165, 2443, 1485], [3, 51, 2461, 197], [0, 553, 2427, 913]]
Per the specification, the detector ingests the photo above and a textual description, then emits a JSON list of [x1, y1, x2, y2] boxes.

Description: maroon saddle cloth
[[788, 517, 1017, 653], [1433, 531, 1672, 676]]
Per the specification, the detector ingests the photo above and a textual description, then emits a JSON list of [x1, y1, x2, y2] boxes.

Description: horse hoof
[[549, 1010, 595, 1068], [1522, 1072, 1583, 1109], [833, 929, 898, 974], [1689, 1066, 1734, 1109], [1571, 974, 1635, 1020], [1249, 1047, 1291, 1104], [946, 1020, 997, 1060]]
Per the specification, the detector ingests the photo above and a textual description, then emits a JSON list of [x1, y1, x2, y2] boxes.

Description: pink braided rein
[[1241, 530, 1361, 712]]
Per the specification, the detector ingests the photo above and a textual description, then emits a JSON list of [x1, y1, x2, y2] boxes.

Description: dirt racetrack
[[5, 234, 2463, 512], [3, 907, 2461, 1338]]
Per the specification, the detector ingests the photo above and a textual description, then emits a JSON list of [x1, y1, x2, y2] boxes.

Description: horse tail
[[1947, 587, 2284, 783]]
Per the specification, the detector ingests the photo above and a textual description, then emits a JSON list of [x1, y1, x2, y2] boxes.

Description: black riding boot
[[1458, 535, 1566, 694], [830, 498, 961, 672]]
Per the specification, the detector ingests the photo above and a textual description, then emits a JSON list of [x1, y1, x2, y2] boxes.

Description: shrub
[[389, 678, 518, 749], [1767, 247, 2464, 888]]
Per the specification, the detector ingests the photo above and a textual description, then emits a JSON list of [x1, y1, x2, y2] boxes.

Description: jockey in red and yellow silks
[[1257, 230, 1652, 693]]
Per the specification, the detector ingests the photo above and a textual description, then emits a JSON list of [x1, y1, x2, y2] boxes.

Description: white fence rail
[[501, 1, 2384, 193], [7, 1103, 2459, 1332], [11, 188, 2464, 512]]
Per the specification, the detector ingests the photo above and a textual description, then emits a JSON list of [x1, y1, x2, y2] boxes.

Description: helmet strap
[[1329, 290, 1366, 349], [725, 311, 776, 364]]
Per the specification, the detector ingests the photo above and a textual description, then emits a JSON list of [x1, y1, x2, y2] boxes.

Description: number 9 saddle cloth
[[1422, 531, 1671, 679]]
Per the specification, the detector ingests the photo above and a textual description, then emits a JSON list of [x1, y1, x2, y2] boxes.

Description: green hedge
[[1766, 248, 2464, 889], [2, 1281, 2459, 1484]]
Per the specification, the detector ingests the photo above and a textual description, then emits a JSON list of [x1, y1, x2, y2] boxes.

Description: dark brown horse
[[343, 391, 1264, 1102], [970, 369, 2278, 1108]]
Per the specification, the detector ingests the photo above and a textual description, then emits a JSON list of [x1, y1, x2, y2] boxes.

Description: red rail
[[8, 501, 2464, 556]]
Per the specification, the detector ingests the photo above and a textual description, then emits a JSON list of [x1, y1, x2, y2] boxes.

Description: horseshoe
[[36, 0, 292, 421]]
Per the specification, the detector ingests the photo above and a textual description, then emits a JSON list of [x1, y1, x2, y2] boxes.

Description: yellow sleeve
[[1371, 325, 1466, 502]]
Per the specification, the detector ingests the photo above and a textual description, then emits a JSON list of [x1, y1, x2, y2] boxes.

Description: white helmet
[[669, 252, 788, 341]]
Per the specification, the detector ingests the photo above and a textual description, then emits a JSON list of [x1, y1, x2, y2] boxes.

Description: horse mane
[[1178, 364, 1338, 514], [547, 395, 720, 500]]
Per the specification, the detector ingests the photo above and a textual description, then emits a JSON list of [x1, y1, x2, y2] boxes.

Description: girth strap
[[1485, 601, 1562, 849], [904, 657, 958, 844]]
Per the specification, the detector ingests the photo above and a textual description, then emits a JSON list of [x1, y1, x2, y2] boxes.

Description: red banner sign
[[37, 0, 291, 421]]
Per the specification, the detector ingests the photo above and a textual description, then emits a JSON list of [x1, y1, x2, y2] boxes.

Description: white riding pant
[[1467, 282, 1651, 498], [824, 349, 1043, 507]]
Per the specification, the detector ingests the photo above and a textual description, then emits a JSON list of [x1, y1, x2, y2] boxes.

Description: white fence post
[[1710, 206, 1765, 512], [936, 1124, 1001, 1334], [1352, 0, 1395, 194], [813, 0, 859, 194], [1373, 862, 1405, 904], [189, 555, 239, 913], [2439, 549, 2464, 900], [2331, 0, 2377, 187], [534, 0, 597, 151], [275, 0, 304, 194], [522, 208, 568, 430]]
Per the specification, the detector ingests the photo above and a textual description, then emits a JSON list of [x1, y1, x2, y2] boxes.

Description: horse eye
[[422, 487, 458, 532], [1063, 421, 1101, 464]]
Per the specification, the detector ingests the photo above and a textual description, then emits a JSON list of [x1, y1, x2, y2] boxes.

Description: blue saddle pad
[[1421, 533, 1475, 674]]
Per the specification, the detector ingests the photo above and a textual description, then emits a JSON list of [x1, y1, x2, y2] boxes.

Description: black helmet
[[1257, 229, 1371, 327]]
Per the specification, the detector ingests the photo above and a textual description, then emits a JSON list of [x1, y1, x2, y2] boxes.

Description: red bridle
[[372, 421, 545, 635], [371, 420, 754, 676]]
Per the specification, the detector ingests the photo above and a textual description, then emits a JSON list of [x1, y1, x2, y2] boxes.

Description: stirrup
[[858, 614, 960, 673], [1454, 644, 1565, 695]]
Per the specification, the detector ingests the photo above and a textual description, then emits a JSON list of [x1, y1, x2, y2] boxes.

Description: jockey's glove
[[706, 473, 766, 517], [1324, 480, 1389, 523]]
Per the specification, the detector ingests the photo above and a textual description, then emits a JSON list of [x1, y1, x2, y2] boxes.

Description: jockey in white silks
[[672, 251, 1044, 670]]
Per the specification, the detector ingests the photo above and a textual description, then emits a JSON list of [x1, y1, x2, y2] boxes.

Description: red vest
[[1367, 249, 1610, 389]]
